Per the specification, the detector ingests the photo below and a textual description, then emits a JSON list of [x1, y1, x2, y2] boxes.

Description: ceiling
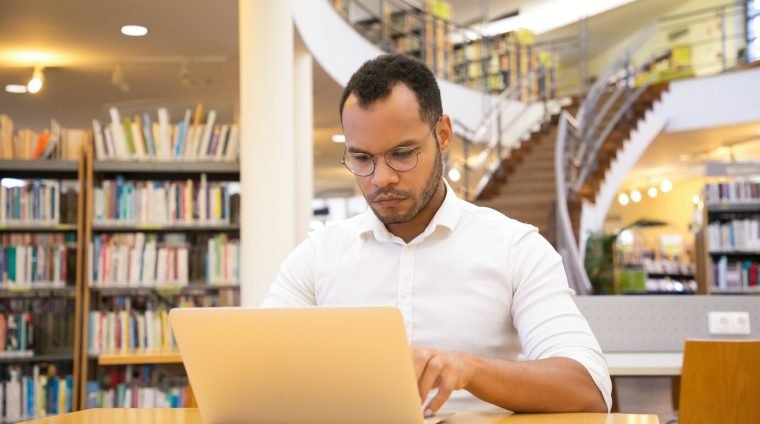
[[1, 0, 743, 196], [621, 122, 760, 190]]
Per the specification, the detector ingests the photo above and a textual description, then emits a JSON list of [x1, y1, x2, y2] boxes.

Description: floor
[[615, 377, 678, 423]]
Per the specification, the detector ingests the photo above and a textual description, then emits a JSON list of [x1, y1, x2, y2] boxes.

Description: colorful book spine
[[91, 107, 239, 161], [85, 365, 191, 409], [89, 233, 189, 287], [93, 176, 233, 225], [0, 179, 61, 225]]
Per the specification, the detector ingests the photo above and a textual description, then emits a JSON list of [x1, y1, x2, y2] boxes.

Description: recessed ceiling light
[[618, 193, 629, 206], [331, 134, 346, 143], [5, 84, 28, 94], [648, 187, 658, 198], [121, 25, 148, 37], [661, 180, 672, 192], [630, 190, 642, 203]]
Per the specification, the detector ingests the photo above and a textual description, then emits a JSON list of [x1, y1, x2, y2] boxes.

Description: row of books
[[0, 313, 34, 354], [713, 257, 760, 291], [87, 308, 175, 354], [708, 218, 760, 252], [706, 181, 760, 205], [0, 115, 85, 161], [85, 365, 191, 409], [0, 242, 68, 286], [93, 176, 235, 225], [90, 234, 189, 287], [0, 179, 61, 225], [0, 366, 73, 421], [206, 235, 240, 285], [93, 106, 240, 162]]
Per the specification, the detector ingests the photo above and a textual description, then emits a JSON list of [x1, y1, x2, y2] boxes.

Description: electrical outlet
[[708, 311, 751, 335]]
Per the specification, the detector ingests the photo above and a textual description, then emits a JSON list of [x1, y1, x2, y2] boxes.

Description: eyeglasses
[[341, 117, 441, 177]]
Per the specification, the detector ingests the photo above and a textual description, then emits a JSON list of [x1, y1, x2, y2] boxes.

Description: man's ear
[[437, 115, 453, 155]]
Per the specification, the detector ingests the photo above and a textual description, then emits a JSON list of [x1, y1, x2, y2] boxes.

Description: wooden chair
[[679, 339, 760, 424]]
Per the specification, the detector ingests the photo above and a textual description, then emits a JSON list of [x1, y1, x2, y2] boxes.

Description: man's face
[[341, 84, 448, 224]]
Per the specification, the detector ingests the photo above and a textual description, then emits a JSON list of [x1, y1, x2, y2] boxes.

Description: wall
[[603, 176, 706, 260]]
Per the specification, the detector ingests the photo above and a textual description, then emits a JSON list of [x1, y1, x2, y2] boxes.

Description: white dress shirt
[[261, 182, 612, 412]]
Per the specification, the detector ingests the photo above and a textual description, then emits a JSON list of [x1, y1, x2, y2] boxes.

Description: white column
[[239, 0, 295, 306], [294, 44, 314, 244]]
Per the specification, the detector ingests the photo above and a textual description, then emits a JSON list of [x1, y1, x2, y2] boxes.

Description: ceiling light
[[648, 187, 658, 198], [27, 66, 44, 94], [331, 134, 346, 143], [661, 180, 672, 193], [5, 84, 27, 94], [448, 168, 461, 182], [692, 195, 700, 205], [630, 190, 642, 203], [121, 25, 149, 37], [618, 193, 629, 206]]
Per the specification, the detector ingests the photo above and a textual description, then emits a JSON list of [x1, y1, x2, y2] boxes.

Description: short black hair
[[339, 54, 442, 128]]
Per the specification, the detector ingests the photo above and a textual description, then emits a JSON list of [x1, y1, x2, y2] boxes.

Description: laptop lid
[[170, 307, 425, 424]]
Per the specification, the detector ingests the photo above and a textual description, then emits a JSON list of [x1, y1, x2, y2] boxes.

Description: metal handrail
[[555, 111, 592, 294]]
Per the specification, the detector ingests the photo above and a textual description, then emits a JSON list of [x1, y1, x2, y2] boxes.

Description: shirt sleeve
[[259, 234, 318, 307], [509, 227, 612, 412]]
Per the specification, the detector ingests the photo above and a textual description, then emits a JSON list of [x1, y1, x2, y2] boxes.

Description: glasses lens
[[344, 153, 374, 176], [385, 148, 419, 172]]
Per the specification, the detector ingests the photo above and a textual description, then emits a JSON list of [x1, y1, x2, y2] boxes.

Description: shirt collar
[[358, 179, 461, 243]]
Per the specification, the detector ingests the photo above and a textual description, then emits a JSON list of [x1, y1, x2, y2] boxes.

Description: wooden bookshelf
[[700, 181, 760, 294], [97, 350, 182, 366], [93, 160, 239, 175], [0, 285, 76, 298], [0, 142, 87, 418], [90, 283, 240, 297], [0, 352, 76, 364], [91, 223, 240, 232], [79, 131, 242, 410], [0, 159, 78, 175], [0, 224, 77, 232]]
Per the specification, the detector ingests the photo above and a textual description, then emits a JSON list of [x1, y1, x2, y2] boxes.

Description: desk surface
[[21, 408, 659, 423], [605, 352, 682, 376]]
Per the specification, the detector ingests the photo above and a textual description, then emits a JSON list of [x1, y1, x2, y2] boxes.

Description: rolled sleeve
[[510, 228, 612, 411]]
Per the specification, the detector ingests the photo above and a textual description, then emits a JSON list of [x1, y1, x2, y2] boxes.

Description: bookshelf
[[79, 104, 241, 410], [702, 180, 760, 294], [98, 351, 182, 366], [451, 29, 556, 99], [0, 139, 86, 420]]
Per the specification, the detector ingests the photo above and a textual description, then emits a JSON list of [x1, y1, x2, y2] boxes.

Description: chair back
[[679, 339, 760, 424]]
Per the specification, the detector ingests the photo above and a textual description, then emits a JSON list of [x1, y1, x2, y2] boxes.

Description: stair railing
[[555, 1, 749, 294], [331, 0, 574, 201]]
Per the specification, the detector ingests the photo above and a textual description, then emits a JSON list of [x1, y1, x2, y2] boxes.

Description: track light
[[27, 66, 44, 94]]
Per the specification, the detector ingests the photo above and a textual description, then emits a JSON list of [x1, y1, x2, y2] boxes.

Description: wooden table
[[21, 408, 660, 423]]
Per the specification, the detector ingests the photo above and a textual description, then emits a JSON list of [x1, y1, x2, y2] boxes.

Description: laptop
[[170, 307, 454, 424]]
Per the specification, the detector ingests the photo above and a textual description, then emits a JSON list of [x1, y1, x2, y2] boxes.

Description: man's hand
[[411, 347, 478, 416]]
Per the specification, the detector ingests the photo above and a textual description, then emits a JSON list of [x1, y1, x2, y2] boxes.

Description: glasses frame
[[340, 116, 442, 177]]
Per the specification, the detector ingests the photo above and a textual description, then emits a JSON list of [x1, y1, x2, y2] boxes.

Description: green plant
[[584, 219, 668, 294]]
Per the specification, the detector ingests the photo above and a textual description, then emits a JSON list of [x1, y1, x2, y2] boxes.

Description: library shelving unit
[[78, 143, 241, 409], [0, 156, 87, 421], [701, 180, 760, 294], [451, 29, 556, 99]]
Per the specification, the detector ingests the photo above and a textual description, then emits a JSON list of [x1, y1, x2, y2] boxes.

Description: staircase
[[474, 102, 577, 246], [578, 82, 670, 201]]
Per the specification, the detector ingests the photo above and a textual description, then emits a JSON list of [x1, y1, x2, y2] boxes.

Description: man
[[262, 54, 611, 415]]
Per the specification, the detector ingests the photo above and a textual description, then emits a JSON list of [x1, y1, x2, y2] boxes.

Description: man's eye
[[351, 154, 372, 163], [391, 149, 415, 159]]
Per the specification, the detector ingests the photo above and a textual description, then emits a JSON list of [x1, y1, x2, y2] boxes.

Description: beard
[[365, 146, 443, 225]]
